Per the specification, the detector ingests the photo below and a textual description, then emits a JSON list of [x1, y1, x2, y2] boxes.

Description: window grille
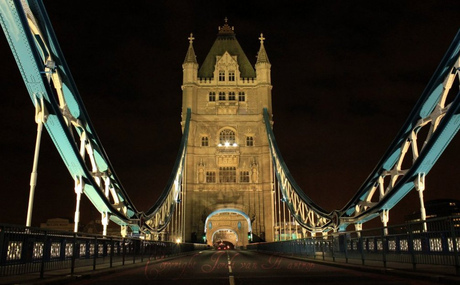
[[209, 92, 216, 102], [220, 167, 236, 183], [238, 92, 246, 101], [240, 171, 250, 182], [202, 137, 209, 146], [219, 129, 236, 144], [246, 136, 254, 146], [206, 171, 216, 183]]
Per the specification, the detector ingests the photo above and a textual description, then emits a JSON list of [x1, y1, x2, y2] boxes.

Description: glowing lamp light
[[219, 142, 238, 147], [175, 238, 182, 244]]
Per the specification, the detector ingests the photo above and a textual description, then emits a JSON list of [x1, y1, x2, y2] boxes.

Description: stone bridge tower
[[181, 19, 273, 247]]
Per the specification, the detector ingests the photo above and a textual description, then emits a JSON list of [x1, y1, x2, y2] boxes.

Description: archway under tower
[[204, 208, 252, 248]]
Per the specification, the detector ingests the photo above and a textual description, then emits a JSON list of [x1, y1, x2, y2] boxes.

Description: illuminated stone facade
[[181, 20, 274, 247]]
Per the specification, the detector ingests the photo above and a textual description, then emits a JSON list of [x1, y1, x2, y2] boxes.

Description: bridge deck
[[1, 250, 459, 285]]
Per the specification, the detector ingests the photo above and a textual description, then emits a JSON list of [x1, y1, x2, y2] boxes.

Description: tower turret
[[255, 33, 272, 113], [182, 33, 198, 127], [255, 33, 271, 84]]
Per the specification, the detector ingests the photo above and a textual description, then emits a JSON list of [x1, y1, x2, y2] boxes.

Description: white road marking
[[226, 251, 235, 285]]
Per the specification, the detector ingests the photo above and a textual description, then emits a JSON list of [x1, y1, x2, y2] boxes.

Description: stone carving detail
[[250, 158, 258, 183], [198, 160, 205, 183], [216, 154, 239, 166], [217, 102, 238, 115]]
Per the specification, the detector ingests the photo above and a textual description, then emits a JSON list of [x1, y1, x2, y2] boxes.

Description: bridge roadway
[[6, 250, 457, 285]]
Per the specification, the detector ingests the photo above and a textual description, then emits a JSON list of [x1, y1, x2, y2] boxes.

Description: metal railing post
[[344, 234, 349, 263], [93, 236, 97, 271], [133, 240, 136, 264], [0, 225, 5, 268], [122, 238, 126, 265], [71, 233, 76, 275], [110, 238, 113, 268], [381, 228, 387, 268], [331, 235, 336, 262], [40, 231, 48, 279], [141, 240, 144, 262], [322, 240, 325, 261], [449, 217, 460, 275], [359, 235, 365, 265], [408, 222, 416, 271]]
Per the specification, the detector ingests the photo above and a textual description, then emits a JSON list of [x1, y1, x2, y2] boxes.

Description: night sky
[[1, 0, 460, 229]]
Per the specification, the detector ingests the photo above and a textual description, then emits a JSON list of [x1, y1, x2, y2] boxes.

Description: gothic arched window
[[219, 129, 236, 145]]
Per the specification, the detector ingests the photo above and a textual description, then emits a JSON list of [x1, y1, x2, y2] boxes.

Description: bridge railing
[[248, 216, 460, 275], [0, 224, 208, 278]]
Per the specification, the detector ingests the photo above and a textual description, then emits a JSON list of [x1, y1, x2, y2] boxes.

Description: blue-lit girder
[[265, 28, 460, 231], [338, 30, 460, 228], [0, 0, 190, 233]]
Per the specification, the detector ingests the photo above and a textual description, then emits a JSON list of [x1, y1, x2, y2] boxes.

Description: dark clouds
[[1, 0, 460, 228]]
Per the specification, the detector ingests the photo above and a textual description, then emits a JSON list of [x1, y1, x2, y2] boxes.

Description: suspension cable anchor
[[26, 95, 48, 227], [415, 173, 427, 232]]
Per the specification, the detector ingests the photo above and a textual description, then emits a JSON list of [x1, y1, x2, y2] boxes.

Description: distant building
[[405, 199, 460, 230], [40, 218, 74, 232], [40, 218, 121, 236], [82, 220, 121, 236]]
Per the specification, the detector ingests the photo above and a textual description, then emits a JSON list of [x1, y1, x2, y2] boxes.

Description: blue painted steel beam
[[264, 29, 460, 231], [0, 0, 139, 225], [1, 0, 192, 234], [339, 29, 460, 226]]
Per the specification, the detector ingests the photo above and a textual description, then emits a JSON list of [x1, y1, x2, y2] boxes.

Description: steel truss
[[265, 29, 460, 232], [0, 0, 188, 238]]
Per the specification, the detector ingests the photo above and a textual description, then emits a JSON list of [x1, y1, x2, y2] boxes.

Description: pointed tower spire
[[255, 32, 271, 85], [184, 33, 198, 64], [256, 33, 270, 64], [182, 33, 199, 118]]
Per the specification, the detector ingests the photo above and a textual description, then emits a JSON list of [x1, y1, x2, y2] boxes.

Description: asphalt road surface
[[72, 250, 443, 285]]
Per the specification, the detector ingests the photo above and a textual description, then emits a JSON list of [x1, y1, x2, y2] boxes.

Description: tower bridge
[[1, 0, 460, 268]]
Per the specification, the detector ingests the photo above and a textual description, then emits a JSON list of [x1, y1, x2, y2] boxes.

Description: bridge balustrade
[[248, 216, 460, 275], [0, 224, 207, 278]]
